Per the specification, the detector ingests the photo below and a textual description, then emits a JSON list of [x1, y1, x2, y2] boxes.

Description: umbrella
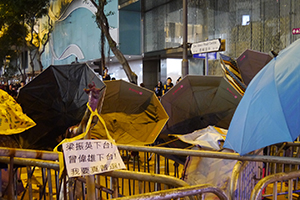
[[0, 89, 35, 135], [17, 63, 106, 149], [220, 54, 246, 94], [224, 38, 300, 155], [172, 126, 227, 150], [160, 75, 242, 137], [90, 80, 168, 145], [237, 49, 272, 86]]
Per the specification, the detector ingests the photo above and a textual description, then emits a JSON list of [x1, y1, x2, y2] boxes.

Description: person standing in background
[[103, 67, 111, 80], [163, 77, 173, 95], [154, 81, 163, 99]]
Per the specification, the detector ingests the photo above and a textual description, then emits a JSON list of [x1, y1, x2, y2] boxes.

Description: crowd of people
[[2, 71, 179, 102], [0, 81, 25, 99]]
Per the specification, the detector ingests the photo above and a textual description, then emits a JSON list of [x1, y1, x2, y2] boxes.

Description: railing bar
[[117, 144, 300, 165], [113, 184, 228, 200], [105, 176, 109, 199], [55, 170, 59, 200], [273, 181, 277, 200], [288, 179, 293, 200], [41, 168, 47, 200], [81, 180, 85, 200], [262, 189, 300, 197], [143, 151, 146, 193], [0, 169, 2, 197], [133, 153, 136, 195]]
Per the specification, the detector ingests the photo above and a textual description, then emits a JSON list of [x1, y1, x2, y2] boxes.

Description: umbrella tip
[[269, 50, 278, 58]]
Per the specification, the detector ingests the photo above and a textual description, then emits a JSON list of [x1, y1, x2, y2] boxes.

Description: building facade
[[43, 0, 300, 88], [41, 0, 143, 84], [137, 0, 300, 88]]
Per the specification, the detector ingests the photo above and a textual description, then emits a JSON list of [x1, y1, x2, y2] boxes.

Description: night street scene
[[1, 0, 300, 199]]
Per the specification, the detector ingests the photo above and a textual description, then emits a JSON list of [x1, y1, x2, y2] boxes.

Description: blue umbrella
[[223, 39, 300, 155]]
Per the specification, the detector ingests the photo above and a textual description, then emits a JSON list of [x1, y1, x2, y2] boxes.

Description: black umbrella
[[160, 75, 242, 137], [17, 63, 106, 149], [237, 49, 272, 86]]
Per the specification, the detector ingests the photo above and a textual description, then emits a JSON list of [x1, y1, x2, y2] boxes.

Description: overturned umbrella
[[90, 80, 169, 145], [160, 75, 242, 138], [220, 54, 246, 94], [237, 49, 272, 86], [17, 63, 106, 149]]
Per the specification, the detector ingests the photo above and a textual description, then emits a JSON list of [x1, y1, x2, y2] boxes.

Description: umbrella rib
[[270, 60, 294, 141]]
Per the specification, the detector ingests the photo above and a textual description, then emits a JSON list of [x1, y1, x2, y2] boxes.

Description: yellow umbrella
[[90, 80, 169, 145], [0, 89, 35, 135]]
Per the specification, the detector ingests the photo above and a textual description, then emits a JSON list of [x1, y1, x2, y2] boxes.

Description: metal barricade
[[0, 156, 188, 200], [0, 157, 60, 200], [1, 144, 300, 199], [230, 161, 263, 200], [230, 142, 300, 200], [117, 144, 300, 200], [256, 142, 300, 199], [113, 184, 228, 200], [250, 170, 300, 200], [0, 146, 189, 199]]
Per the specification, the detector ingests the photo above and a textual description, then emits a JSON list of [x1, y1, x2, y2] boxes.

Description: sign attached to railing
[[63, 140, 125, 177]]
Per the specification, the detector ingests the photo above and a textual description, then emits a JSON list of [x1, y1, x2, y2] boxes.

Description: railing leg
[[81, 179, 85, 200], [272, 181, 277, 200], [63, 170, 67, 200], [86, 175, 96, 200], [24, 166, 33, 200], [55, 170, 59, 200], [0, 169, 2, 197], [288, 179, 293, 200], [112, 177, 118, 198], [68, 178, 74, 200], [47, 169, 53, 200], [8, 156, 16, 200], [41, 168, 47, 200], [95, 175, 99, 199]]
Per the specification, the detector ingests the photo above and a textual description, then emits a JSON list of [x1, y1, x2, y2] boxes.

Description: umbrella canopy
[[172, 126, 227, 150], [17, 63, 106, 149], [90, 80, 168, 145], [160, 75, 242, 137], [224, 38, 300, 155], [0, 89, 36, 135], [237, 49, 272, 86], [220, 54, 246, 94]]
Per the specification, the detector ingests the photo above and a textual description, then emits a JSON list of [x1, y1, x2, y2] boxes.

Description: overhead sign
[[191, 39, 223, 54], [292, 28, 300, 35], [193, 52, 217, 60], [63, 140, 125, 177]]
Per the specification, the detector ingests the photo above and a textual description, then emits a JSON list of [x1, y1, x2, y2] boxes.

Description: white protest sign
[[62, 140, 126, 177]]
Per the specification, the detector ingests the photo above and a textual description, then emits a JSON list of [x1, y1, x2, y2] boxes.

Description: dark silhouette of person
[[163, 77, 173, 95], [154, 81, 163, 99], [103, 67, 111, 80]]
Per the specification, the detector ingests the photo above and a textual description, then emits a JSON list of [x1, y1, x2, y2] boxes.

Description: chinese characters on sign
[[62, 140, 126, 177], [191, 39, 221, 54]]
